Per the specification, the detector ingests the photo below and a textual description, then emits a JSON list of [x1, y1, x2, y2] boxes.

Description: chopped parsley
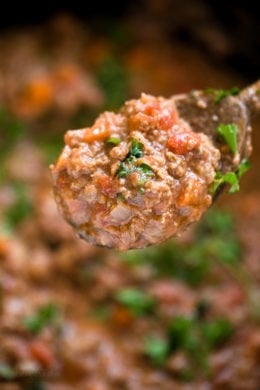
[[116, 138, 154, 186], [144, 335, 169, 366], [210, 171, 239, 194], [210, 159, 250, 195], [217, 123, 238, 154], [144, 314, 234, 373], [22, 303, 60, 334], [115, 288, 156, 316], [237, 158, 250, 178], [136, 163, 155, 184], [128, 138, 144, 158], [105, 136, 121, 146], [205, 87, 240, 103], [116, 161, 154, 183], [116, 162, 133, 178], [202, 318, 234, 348]]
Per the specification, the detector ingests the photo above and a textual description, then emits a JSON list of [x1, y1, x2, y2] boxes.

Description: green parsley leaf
[[137, 163, 154, 174], [116, 162, 133, 178], [105, 137, 121, 146], [22, 303, 59, 334], [115, 288, 156, 316], [128, 138, 144, 158], [210, 159, 250, 196], [144, 335, 169, 366], [210, 171, 239, 194], [205, 87, 240, 103], [168, 316, 194, 351], [116, 140, 154, 187], [237, 158, 250, 178], [203, 318, 233, 348], [217, 123, 238, 154], [214, 87, 240, 103], [136, 163, 155, 185]]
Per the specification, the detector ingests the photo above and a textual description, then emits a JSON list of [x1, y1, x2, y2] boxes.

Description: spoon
[[51, 81, 259, 250], [172, 80, 259, 198]]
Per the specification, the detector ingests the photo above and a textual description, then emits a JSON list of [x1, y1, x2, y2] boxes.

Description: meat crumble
[[51, 94, 220, 250]]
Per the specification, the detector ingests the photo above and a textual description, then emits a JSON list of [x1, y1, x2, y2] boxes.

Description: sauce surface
[[51, 94, 220, 249]]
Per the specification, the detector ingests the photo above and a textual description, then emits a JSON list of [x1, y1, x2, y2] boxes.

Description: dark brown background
[[0, 0, 259, 81]]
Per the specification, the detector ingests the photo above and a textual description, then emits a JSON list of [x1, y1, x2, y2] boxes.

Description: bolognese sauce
[[51, 94, 220, 250]]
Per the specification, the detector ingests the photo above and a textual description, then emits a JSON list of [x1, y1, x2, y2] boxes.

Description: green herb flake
[[204, 87, 240, 103], [115, 288, 156, 316], [144, 335, 169, 366], [128, 138, 144, 158], [0, 363, 16, 379], [168, 316, 194, 351], [116, 162, 132, 178], [217, 123, 238, 154], [210, 171, 239, 194], [203, 318, 234, 348], [22, 303, 59, 334], [237, 159, 250, 178], [116, 140, 154, 185], [105, 137, 121, 146], [136, 163, 155, 185]]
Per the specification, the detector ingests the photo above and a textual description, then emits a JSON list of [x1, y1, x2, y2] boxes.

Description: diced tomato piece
[[29, 341, 56, 368], [95, 175, 118, 198], [158, 108, 178, 130], [167, 131, 200, 154], [144, 102, 178, 130], [143, 102, 160, 115]]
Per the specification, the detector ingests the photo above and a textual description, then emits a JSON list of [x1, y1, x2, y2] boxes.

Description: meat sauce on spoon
[[50, 81, 259, 250]]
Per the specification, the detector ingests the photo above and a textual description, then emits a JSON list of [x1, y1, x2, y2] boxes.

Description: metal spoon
[[172, 80, 259, 198]]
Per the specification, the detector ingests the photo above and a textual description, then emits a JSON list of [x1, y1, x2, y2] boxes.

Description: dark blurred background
[[0, 0, 259, 81]]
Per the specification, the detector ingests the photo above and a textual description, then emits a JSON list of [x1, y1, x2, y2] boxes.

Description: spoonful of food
[[50, 81, 259, 250]]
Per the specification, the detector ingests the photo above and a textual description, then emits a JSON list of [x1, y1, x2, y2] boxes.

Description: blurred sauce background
[[0, 2, 260, 389]]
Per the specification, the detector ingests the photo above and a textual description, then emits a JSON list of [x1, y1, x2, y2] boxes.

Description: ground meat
[[51, 93, 220, 250]]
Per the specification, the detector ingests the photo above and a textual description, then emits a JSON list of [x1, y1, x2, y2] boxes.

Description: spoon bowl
[[51, 81, 259, 250], [172, 81, 259, 199]]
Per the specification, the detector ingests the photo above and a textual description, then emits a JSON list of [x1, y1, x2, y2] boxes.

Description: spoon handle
[[240, 80, 260, 117]]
